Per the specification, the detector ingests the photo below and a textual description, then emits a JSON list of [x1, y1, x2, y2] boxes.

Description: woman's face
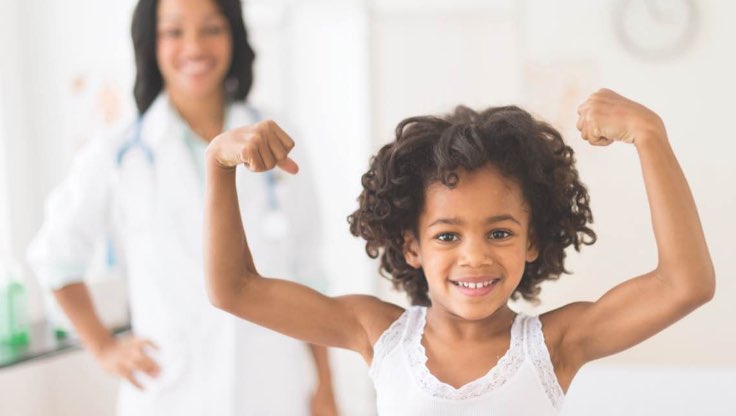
[[403, 165, 538, 321], [156, 0, 232, 100]]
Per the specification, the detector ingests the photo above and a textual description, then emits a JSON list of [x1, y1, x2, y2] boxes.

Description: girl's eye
[[489, 230, 511, 240], [436, 233, 458, 242]]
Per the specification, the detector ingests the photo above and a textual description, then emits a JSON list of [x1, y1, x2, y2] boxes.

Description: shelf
[[0, 321, 129, 370]]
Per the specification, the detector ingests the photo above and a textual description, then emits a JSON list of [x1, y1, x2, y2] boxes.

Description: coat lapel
[[145, 95, 206, 269]]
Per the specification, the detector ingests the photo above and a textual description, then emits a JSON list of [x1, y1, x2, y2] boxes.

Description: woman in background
[[27, 0, 338, 414]]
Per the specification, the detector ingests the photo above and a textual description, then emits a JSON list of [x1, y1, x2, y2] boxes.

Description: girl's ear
[[403, 231, 422, 269], [526, 232, 539, 263]]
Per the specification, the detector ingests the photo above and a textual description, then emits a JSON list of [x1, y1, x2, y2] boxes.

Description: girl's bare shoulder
[[337, 294, 405, 345], [539, 302, 595, 372], [539, 302, 593, 345]]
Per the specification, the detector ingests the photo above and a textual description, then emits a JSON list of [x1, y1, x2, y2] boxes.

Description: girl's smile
[[449, 276, 502, 296]]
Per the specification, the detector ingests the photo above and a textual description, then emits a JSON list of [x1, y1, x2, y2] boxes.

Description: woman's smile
[[177, 57, 217, 77]]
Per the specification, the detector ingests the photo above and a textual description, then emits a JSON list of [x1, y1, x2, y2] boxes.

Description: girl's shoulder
[[539, 301, 594, 347], [339, 295, 405, 347], [538, 302, 595, 391]]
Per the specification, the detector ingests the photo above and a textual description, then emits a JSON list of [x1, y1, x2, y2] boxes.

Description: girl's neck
[[168, 87, 226, 143], [425, 304, 516, 342]]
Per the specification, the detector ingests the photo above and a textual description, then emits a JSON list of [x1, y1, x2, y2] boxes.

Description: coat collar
[[138, 93, 178, 151], [140, 93, 259, 147]]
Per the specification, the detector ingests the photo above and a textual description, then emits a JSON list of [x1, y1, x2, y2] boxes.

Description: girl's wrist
[[205, 138, 237, 172], [633, 126, 668, 152], [632, 114, 667, 148]]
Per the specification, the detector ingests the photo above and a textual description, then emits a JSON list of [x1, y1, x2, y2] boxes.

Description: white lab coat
[[27, 94, 324, 416]]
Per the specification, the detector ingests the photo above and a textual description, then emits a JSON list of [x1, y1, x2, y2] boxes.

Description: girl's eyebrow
[[427, 214, 521, 228]]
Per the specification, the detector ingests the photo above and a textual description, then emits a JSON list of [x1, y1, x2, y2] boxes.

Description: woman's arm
[[26, 129, 159, 390], [204, 120, 400, 360], [308, 344, 339, 416], [54, 283, 160, 389], [552, 89, 715, 368]]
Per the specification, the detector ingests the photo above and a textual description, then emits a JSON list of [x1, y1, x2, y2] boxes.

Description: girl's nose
[[458, 241, 494, 268]]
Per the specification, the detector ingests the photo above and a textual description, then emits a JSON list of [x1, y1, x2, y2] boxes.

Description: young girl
[[203, 89, 715, 414]]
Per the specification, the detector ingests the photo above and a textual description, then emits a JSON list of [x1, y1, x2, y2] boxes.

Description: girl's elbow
[[205, 279, 239, 312], [695, 261, 716, 304], [206, 286, 233, 311], [677, 270, 716, 308], [205, 272, 254, 312], [685, 283, 715, 310], [698, 272, 716, 304], [659, 260, 715, 307]]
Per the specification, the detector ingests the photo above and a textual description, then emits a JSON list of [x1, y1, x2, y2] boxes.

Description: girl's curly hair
[[348, 105, 596, 306]]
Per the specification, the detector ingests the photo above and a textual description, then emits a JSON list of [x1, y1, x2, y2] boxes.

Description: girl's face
[[156, 0, 232, 100], [403, 164, 538, 321]]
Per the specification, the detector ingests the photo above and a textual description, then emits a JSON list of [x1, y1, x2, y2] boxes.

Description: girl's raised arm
[[203, 120, 401, 361], [550, 89, 715, 369]]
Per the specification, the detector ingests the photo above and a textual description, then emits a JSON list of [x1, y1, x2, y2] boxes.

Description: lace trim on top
[[525, 316, 565, 410], [369, 308, 410, 380], [405, 307, 526, 400]]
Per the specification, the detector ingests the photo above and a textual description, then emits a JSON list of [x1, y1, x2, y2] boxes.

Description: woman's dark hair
[[130, 0, 256, 114], [348, 105, 597, 306]]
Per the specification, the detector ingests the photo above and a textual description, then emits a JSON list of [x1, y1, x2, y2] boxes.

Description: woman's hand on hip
[[206, 119, 299, 174], [94, 335, 160, 390]]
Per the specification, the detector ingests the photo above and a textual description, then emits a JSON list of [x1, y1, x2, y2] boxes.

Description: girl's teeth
[[455, 280, 496, 289]]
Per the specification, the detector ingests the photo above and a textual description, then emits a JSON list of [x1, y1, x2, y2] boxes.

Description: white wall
[[0, 60, 11, 261], [0, 0, 31, 267]]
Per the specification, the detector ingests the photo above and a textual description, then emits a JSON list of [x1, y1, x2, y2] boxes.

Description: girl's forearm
[[204, 151, 258, 308], [635, 132, 715, 301]]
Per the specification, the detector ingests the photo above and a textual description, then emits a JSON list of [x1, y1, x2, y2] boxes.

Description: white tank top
[[369, 306, 564, 415]]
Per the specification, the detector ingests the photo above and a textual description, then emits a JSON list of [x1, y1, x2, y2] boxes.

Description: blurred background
[[0, 0, 734, 415]]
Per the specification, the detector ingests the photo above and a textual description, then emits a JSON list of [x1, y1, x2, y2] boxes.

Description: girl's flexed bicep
[[552, 89, 714, 370], [204, 122, 400, 359], [214, 276, 399, 359]]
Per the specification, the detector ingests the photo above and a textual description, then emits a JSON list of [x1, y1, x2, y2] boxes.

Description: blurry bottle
[[0, 261, 30, 345]]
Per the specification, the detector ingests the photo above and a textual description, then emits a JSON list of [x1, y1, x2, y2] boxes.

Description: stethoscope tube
[[116, 116, 154, 167]]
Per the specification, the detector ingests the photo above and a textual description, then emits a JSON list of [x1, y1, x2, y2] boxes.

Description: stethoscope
[[113, 108, 288, 244], [116, 116, 153, 167]]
